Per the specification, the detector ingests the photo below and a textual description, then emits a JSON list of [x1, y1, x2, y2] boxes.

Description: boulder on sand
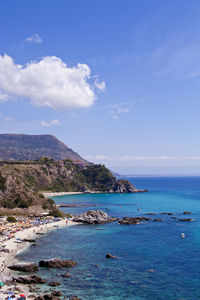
[[13, 275, 46, 284], [8, 262, 39, 272], [72, 210, 118, 224], [39, 258, 77, 268]]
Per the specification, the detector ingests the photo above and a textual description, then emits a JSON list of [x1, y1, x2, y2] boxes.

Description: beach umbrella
[[20, 294, 26, 297], [0, 282, 4, 286]]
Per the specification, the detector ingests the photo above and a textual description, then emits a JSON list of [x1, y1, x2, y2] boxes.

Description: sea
[[17, 177, 200, 300]]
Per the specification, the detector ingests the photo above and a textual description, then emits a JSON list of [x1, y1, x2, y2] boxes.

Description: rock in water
[[119, 217, 151, 225], [8, 262, 39, 272], [49, 281, 61, 286], [39, 258, 77, 268], [51, 291, 62, 296], [72, 210, 118, 224]]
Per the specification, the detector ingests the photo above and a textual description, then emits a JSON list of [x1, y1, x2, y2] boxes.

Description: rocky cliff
[[0, 159, 136, 214]]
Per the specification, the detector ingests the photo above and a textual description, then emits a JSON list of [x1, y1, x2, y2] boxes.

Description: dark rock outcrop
[[183, 211, 192, 214], [39, 258, 77, 268], [153, 219, 163, 222], [112, 179, 136, 193], [72, 210, 118, 224], [8, 262, 39, 272], [60, 273, 71, 278], [14, 275, 46, 284], [51, 291, 62, 297], [119, 217, 151, 225], [34, 295, 58, 300]]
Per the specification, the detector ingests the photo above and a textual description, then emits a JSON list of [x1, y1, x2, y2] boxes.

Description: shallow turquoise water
[[18, 177, 200, 299]]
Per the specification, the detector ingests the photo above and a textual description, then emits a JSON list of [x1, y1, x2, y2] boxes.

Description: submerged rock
[[72, 210, 118, 224], [49, 281, 61, 286], [8, 262, 39, 272], [119, 217, 151, 225], [183, 211, 192, 214], [39, 258, 77, 268], [179, 218, 193, 222], [51, 291, 62, 297], [153, 219, 163, 222], [69, 296, 82, 300], [60, 273, 71, 278]]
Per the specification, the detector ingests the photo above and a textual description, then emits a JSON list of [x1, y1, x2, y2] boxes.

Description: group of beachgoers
[[0, 215, 72, 299]]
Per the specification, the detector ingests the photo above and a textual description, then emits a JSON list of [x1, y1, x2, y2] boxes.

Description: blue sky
[[1, 0, 200, 175]]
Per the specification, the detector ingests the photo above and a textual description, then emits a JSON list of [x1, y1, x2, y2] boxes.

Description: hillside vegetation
[[0, 158, 135, 215]]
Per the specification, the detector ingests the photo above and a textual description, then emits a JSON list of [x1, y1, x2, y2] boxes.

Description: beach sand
[[0, 218, 78, 299], [43, 191, 83, 197]]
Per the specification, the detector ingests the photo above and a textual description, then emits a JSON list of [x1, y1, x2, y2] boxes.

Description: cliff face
[[0, 159, 136, 213], [0, 134, 87, 163]]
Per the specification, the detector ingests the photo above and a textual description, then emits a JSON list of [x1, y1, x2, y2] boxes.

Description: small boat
[[181, 233, 185, 238], [96, 228, 103, 230]]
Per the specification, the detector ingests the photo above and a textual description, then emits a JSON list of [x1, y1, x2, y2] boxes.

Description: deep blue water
[[18, 177, 200, 299]]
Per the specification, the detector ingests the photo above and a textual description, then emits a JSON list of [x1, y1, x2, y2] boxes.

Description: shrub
[[49, 208, 63, 218], [7, 216, 17, 222], [0, 171, 6, 191]]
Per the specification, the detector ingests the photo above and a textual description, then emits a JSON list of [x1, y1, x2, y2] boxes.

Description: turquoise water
[[18, 177, 200, 299]]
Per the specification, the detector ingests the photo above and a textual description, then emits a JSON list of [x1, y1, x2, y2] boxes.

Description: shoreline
[[0, 218, 79, 299], [43, 189, 148, 198]]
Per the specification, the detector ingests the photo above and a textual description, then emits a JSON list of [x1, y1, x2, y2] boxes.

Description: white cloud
[[85, 154, 200, 162], [0, 54, 105, 109], [41, 119, 60, 127], [4, 117, 15, 122], [94, 79, 106, 91], [110, 104, 130, 119], [112, 115, 119, 119], [25, 33, 42, 44], [153, 44, 200, 80]]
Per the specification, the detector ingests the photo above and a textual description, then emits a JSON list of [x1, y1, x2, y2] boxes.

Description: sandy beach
[[0, 218, 78, 299], [43, 191, 84, 197]]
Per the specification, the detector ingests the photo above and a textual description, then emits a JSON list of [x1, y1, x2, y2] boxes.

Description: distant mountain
[[0, 134, 87, 162]]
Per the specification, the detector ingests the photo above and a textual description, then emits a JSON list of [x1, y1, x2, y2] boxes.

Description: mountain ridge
[[0, 134, 87, 163]]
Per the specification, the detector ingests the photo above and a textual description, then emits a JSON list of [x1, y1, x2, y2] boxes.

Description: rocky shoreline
[[0, 218, 79, 300], [0, 209, 193, 299]]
